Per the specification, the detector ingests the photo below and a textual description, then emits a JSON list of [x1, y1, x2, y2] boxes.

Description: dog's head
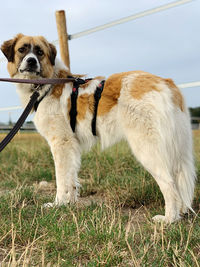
[[1, 33, 57, 78]]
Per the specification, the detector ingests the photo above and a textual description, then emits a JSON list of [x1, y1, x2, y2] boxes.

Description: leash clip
[[33, 84, 43, 92]]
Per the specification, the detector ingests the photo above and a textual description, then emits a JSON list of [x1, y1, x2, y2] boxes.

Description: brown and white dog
[[1, 34, 196, 223]]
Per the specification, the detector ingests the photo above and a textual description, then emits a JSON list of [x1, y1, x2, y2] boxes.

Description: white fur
[[15, 59, 196, 223], [19, 52, 40, 74]]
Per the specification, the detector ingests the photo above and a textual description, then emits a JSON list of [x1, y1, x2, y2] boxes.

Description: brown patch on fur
[[51, 84, 64, 98], [67, 98, 71, 120], [67, 93, 95, 121], [77, 95, 89, 121], [165, 78, 185, 112], [97, 72, 134, 116], [51, 70, 70, 98], [131, 74, 162, 99], [57, 69, 69, 78], [77, 94, 95, 121]]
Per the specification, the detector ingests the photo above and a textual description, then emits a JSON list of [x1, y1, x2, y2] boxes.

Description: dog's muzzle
[[19, 53, 40, 75]]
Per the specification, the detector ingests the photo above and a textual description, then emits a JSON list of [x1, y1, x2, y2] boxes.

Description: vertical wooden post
[[55, 10, 70, 71]]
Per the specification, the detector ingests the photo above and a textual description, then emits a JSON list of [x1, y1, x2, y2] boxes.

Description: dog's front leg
[[45, 136, 81, 207]]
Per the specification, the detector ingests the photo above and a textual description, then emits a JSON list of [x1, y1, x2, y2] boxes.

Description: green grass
[[0, 132, 199, 266]]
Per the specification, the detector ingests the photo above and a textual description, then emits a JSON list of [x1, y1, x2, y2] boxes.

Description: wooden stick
[[55, 10, 70, 70]]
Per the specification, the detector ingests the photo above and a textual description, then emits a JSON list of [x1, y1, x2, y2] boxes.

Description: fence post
[[55, 10, 70, 71]]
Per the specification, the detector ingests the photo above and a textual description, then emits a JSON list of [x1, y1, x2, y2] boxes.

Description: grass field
[[0, 132, 199, 266]]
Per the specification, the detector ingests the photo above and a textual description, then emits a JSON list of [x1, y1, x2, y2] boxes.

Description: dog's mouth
[[19, 68, 40, 76]]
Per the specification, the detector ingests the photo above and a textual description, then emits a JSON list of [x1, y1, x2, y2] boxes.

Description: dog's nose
[[27, 57, 37, 66]]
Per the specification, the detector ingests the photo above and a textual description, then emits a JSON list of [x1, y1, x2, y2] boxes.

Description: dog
[[1, 34, 196, 223]]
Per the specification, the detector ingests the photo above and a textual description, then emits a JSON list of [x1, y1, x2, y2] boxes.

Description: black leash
[[0, 90, 40, 152]]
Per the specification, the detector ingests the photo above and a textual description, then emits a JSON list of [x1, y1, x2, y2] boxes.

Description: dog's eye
[[18, 47, 25, 53], [37, 50, 44, 56]]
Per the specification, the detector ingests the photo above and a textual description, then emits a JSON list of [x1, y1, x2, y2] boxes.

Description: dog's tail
[[176, 160, 196, 214]]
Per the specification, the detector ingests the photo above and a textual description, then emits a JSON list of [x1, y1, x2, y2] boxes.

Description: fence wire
[[67, 0, 196, 40]]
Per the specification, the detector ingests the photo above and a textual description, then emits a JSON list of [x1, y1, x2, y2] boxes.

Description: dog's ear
[[48, 43, 57, 65], [1, 39, 16, 62], [1, 34, 24, 62]]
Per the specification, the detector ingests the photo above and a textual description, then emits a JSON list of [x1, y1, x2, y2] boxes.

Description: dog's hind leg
[[124, 128, 183, 223]]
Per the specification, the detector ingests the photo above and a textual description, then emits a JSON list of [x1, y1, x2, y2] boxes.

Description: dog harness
[[33, 76, 105, 135], [91, 80, 105, 135], [69, 77, 105, 136]]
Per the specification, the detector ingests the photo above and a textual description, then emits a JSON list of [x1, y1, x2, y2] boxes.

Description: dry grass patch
[[0, 132, 199, 266]]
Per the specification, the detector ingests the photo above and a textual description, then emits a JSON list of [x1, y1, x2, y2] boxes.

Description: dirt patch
[[77, 194, 103, 207], [33, 181, 56, 194]]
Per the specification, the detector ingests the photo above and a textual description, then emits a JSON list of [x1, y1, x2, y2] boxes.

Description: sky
[[0, 0, 199, 123]]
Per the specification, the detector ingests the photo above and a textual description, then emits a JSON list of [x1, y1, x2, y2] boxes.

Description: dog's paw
[[152, 214, 181, 224], [152, 215, 166, 223], [43, 199, 70, 208], [43, 191, 78, 208]]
